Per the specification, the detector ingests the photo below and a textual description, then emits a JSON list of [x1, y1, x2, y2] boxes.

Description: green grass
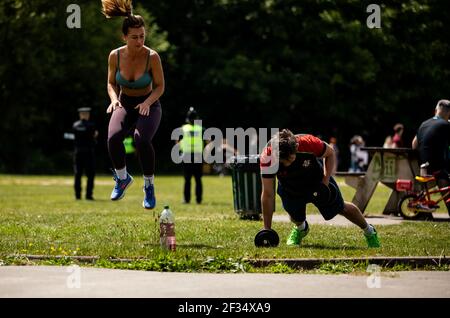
[[0, 174, 449, 273]]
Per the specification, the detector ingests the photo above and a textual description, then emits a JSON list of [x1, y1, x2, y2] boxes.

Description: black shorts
[[277, 176, 344, 222]]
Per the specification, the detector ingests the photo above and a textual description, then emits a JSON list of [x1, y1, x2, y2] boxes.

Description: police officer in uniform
[[179, 107, 204, 204], [72, 107, 98, 200]]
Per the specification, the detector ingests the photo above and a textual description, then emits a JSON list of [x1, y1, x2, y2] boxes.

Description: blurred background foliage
[[0, 0, 449, 173]]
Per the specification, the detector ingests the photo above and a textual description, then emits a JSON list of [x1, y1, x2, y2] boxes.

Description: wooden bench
[[343, 147, 419, 215], [335, 172, 366, 189]]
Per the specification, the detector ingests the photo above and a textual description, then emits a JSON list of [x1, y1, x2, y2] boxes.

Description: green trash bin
[[228, 155, 275, 220]]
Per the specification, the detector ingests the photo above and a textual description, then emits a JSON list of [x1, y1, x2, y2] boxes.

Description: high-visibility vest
[[180, 124, 203, 154], [123, 137, 135, 154]]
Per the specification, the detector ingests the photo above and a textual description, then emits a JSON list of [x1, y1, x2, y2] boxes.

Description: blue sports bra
[[115, 49, 152, 89]]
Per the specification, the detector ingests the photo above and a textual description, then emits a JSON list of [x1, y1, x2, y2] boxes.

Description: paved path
[[272, 213, 449, 226], [1, 266, 449, 298]]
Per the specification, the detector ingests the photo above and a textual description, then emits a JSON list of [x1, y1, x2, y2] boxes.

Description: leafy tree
[[0, 0, 170, 173], [1, 0, 449, 173]]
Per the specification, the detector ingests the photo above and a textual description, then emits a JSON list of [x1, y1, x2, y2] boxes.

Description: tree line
[[0, 0, 449, 173]]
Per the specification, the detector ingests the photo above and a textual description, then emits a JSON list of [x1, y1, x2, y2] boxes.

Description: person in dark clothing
[[72, 107, 98, 200], [260, 129, 380, 248], [412, 99, 450, 214], [179, 107, 204, 204]]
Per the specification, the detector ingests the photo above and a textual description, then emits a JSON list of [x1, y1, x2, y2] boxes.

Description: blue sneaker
[[143, 184, 156, 209], [110, 171, 134, 201]]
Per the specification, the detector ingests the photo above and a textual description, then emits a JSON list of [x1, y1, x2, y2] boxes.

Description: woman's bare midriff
[[120, 85, 153, 97]]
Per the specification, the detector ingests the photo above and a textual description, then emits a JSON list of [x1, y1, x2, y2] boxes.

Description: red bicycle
[[396, 175, 450, 220]]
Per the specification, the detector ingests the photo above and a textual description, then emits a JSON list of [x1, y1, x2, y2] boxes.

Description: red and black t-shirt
[[260, 134, 326, 196]]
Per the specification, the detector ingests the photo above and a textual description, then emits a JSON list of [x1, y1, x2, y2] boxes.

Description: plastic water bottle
[[159, 205, 176, 251], [420, 162, 429, 177]]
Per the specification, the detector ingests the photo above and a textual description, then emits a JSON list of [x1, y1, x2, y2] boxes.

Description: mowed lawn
[[1, 174, 449, 269]]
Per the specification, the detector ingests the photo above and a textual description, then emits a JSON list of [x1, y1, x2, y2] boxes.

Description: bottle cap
[[420, 162, 429, 168], [164, 205, 170, 209]]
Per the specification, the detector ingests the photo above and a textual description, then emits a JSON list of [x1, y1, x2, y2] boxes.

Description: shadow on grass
[[144, 243, 220, 249], [424, 217, 450, 223], [365, 215, 399, 219], [200, 201, 233, 207], [179, 244, 222, 249], [85, 199, 111, 203], [401, 215, 450, 222], [366, 214, 450, 222], [72, 198, 111, 203], [301, 243, 364, 251]]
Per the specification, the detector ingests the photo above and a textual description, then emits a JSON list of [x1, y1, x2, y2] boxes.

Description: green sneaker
[[364, 226, 381, 248], [286, 221, 309, 246]]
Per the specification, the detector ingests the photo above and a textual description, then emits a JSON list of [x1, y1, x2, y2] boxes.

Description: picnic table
[[336, 147, 420, 215]]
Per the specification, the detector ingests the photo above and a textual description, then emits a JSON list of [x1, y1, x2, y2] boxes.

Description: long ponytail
[[101, 0, 133, 18], [101, 0, 145, 35]]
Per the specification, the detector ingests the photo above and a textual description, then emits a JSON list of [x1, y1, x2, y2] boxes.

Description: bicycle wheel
[[398, 194, 430, 220]]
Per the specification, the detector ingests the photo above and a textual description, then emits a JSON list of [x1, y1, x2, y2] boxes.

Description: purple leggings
[[107, 93, 162, 175]]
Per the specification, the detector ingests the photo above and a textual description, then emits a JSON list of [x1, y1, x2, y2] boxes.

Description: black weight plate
[[254, 229, 280, 247]]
